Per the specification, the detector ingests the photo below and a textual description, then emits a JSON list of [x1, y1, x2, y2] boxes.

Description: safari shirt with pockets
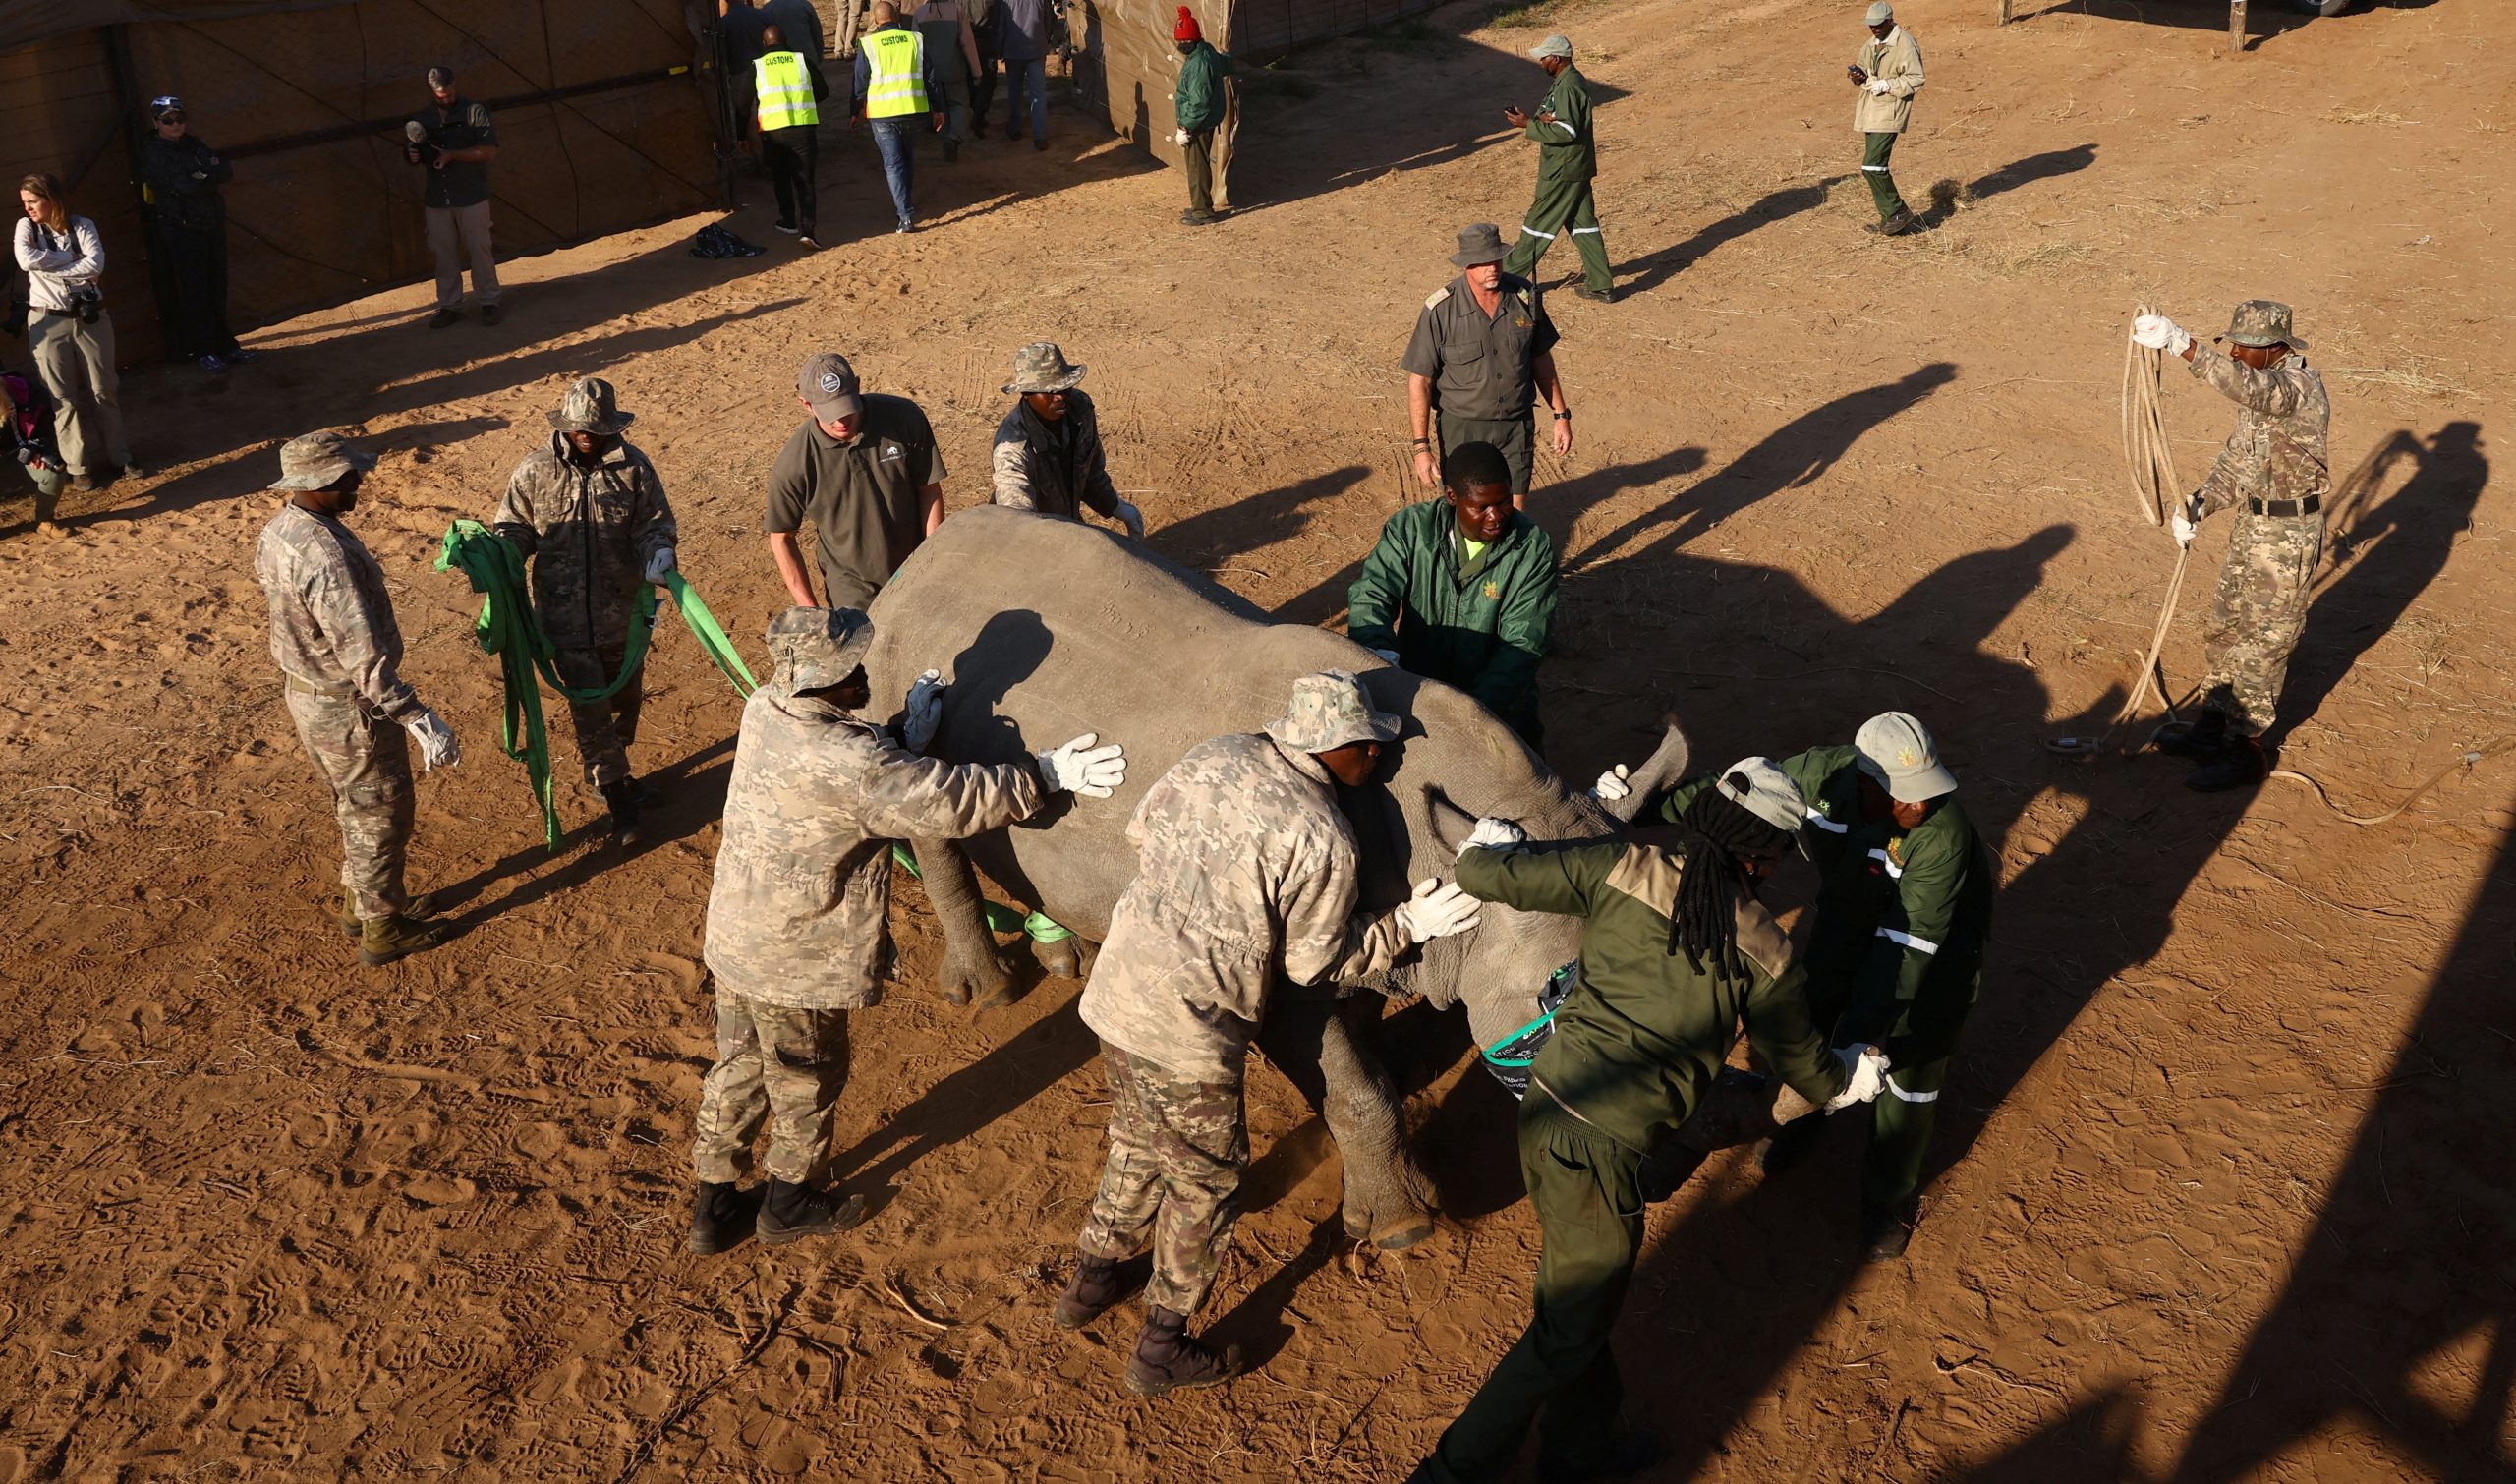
[[1455, 839, 1848, 1154], [765, 395, 946, 610], [1852, 26, 1924, 135], [1401, 272, 1559, 423]]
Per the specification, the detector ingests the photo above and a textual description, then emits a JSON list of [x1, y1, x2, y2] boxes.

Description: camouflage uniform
[[255, 496, 429, 919], [1074, 673, 1410, 1316], [694, 606, 1047, 1184], [2188, 303, 2330, 738], [490, 419, 677, 787]]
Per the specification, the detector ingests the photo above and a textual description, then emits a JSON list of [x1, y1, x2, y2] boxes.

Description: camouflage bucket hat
[[2220, 299, 2307, 351], [1266, 669, 1401, 754], [266, 430, 376, 491], [546, 376, 636, 434], [1002, 341, 1087, 395], [765, 606, 875, 691]]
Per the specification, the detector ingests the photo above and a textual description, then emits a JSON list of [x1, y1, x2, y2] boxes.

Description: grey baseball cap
[[1864, 2, 1893, 24], [766, 606, 875, 691], [797, 352, 865, 421], [1854, 711, 1959, 803], [1266, 670, 1401, 754], [1529, 33, 1572, 60], [1714, 757, 1809, 839], [267, 430, 376, 492]]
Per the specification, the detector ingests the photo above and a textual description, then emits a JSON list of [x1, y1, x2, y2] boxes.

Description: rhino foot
[[1029, 935, 1089, 981], [939, 944, 1017, 1009]]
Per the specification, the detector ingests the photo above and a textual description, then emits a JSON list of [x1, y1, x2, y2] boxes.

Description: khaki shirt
[[765, 394, 946, 611], [1853, 26, 1924, 135], [2189, 344, 2331, 513], [253, 501, 427, 723], [1401, 273, 1561, 423], [1078, 732, 1412, 1080], [490, 434, 678, 653], [703, 684, 1045, 1010]]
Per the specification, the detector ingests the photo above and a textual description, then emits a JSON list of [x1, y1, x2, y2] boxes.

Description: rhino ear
[[1599, 714, 1692, 827], [1410, 784, 1478, 859]]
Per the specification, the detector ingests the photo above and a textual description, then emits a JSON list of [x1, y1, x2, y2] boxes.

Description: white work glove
[[1821, 1045, 1890, 1113], [1458, 817, 1526, 858], [1590, 763, 1631, 803], [1393, 877, 1480, 943], [2170, 493, 2201, 548], [1367, 647, 1401, 665], [405, 708, 461, 771], [1865, 76, 1894, 95], [2131, 314, 2192, 356], [901, 668, 945, 752], [1113, 498, 1145, 540], [1036, 732, 1126, 798], [643, 546, 676, 584], [1172, 127, 1191, 147]]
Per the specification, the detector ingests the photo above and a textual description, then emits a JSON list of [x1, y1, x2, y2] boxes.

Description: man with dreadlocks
[[1408, 760, 1890, 1484]]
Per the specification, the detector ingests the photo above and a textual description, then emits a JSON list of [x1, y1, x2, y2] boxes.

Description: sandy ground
[[1, 0, 2509, 1478]]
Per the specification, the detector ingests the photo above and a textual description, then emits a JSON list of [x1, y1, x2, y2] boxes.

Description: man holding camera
[[404, 66, 502, 328]]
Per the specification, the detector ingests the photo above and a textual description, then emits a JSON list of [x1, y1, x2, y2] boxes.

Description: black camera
[[68, 286, 103, 325]]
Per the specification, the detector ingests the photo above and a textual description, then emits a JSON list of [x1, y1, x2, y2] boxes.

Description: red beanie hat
[[1175, 7, 1201, 41]]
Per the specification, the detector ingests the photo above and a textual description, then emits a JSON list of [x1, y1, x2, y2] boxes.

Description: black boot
[[1052, 1254, 1136, 1329], [1861, 1194, 1920, 1262], [2186, 733, 2270, 793], [686, 1180, 762, 1255], [1538, 1429, 1666, 1482], [757, 1178, 868, 1247], [2153, 708, 2230, 761], [1123, 1306, 1241, 1398], [1756, 1111, 1829, 1178], [600, 777, 643, 847]]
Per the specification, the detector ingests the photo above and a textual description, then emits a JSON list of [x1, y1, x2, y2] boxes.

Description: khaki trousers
[[425, 201, 501, 310], [29, 310, 131, 477]]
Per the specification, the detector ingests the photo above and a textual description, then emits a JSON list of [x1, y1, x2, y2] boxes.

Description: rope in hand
[[435, 520, 760, 848]]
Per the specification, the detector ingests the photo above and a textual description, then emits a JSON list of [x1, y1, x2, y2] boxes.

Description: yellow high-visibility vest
[[754, 49, 819, 131], [864, 29, 929, 119]]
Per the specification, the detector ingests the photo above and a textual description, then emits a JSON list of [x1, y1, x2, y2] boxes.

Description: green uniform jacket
[[1457, 840, 1847, 1153], [1174, 40, 1231, 132], [1345, 500, 1558, 737], [1526, 64, 1597, 183], [1658, 745, 1992, 1061]]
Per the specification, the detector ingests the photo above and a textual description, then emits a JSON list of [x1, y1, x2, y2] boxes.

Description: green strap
[[890, 843, 1073, 943], [434, 520, 756, 848]]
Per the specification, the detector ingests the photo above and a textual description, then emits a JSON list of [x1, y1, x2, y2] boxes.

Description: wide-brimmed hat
[[1450, 222, 1510, 267], [1529, 33, 1572, 60], [1854, 711, 1959, 804], [546, 376, 636, 435], [2218, 299, 2308, 351], [1266, 670, 1401, 754], [1003, 341, 1087, 395], [766, 606, 875, 691], [267, 430, 376, 491]]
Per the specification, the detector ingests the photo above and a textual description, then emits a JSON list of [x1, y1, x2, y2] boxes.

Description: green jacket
[[1525, 63, 1597, 183], [1457, 840, 1847, 1153], [1345, 499, 1557, 739], [1174, 40, 1230, 133], [1657, 745, 1992, 1060]]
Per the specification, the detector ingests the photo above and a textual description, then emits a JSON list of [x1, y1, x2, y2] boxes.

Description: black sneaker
[[772, 219, 801, 234], [1572, 284, 1616, 304], [757, 1179, 869, 1247], [686, 1181, 762, 1255], [480, 304, 503, 327], [427, 307, 462, 329]]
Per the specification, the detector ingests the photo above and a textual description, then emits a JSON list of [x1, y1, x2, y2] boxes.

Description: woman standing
[[13, 174, 135, 490], [137, 96, 251, 373]]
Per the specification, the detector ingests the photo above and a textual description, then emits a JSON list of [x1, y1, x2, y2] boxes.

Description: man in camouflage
[[490, 377, 679, 844], [2131, 301, 2330, 791], [989, 342, 1145, 537], [689, 605, 1126, 1254], [1055, 670, 1484, 1397], [253, 431, 463, 966]]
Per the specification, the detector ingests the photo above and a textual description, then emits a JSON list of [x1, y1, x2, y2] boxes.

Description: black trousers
[[164, 219, 237, 359], [972, 50, 1001, 127], [762, 125, 820, 236]]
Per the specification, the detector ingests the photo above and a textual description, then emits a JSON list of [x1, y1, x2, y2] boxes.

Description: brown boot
[[341, 888, 439, 939], [1052, 1254, 1137, 1329], [1123, 1306, 1241, 1398], [359, 913, 443, 966], [757, 1178, 868, 1246]]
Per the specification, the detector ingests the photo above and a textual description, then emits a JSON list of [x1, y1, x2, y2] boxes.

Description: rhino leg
[[907, 835, 1018, 1008], [1255, 995, 1436, 1251], [1029, 934, 1090, 981]]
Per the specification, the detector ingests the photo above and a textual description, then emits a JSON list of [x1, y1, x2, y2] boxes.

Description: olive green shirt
[[1401, 272, 1560, 422], [1456, 840, 1847, 1153]]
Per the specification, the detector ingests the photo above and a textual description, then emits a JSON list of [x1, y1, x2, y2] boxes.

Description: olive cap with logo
[[797, 352, 866, 421]]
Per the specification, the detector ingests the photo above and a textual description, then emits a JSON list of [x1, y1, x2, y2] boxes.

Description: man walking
[[1499, 35, 1612, 303], [1409, 763, 1886, 1482], [254, 432, 462, 966], [1848, 1, 1924, 237], [1402, 223, 1572, 508], [754, 23, 829, 246], [766, 352, 947, 610], [1055, 671, 1482, 1396], [1171, 8, 1230, 225], [1346, 439, 1558, 743], [990, 342, 1143, 536], [996, 0, 1052, 147], [136, 96, 251, 373], [691, 605, 1126, 1252], [853, 2, 944, 233], [405, 66, 501, 327], [491, 378, 679, 847], [2132, 301, 2331, 791], [1599, 713, 1992, 1259], [915, 0, 983, 162]]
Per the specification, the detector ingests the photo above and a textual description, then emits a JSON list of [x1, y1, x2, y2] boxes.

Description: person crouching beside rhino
[[687, 604, 1126, 1255], [1053, 670, 1484, 1398]]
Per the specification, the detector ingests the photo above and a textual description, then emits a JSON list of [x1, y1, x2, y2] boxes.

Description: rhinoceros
[[862, 506, 1692, 1247]]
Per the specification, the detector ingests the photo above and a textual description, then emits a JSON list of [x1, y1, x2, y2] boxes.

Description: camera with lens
[[68, 286, 104, 325]]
